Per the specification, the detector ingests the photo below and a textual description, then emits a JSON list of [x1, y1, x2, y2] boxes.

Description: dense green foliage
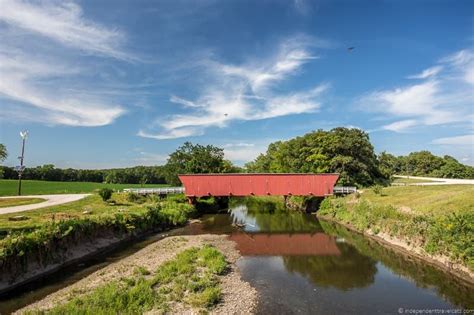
[[0, 143, 7, 179], [0, 179, 168, 196], [31, 245, 227, 314], [378, 151, 474, 179], [0, 164, 167, 184], [0, 195, 196, 270], [245, 127, 387, 187], [318, 189, 474, 271], [98, 188, 113, 201], [164, 142, 240, 186], [0, 144, 6, 162]]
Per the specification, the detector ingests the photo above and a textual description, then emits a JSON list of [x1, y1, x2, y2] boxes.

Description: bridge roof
[[178, 173, 340, 176]]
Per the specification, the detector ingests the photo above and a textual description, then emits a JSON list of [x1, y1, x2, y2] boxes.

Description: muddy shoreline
[[317, 215, 474, 286], [16, 235, 257, 314]]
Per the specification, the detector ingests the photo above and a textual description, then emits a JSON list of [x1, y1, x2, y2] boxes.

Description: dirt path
[[0, 194, 90, 214], [393, 175, 474, 185], [16, 235, 257, 315]]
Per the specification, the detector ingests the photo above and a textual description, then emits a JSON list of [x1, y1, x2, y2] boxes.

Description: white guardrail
[[333, 186, 357, 194], [123, 186, 357, 195], [123, 187, 185, 195]]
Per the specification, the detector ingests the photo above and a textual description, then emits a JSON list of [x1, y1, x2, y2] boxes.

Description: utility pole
[[17, 130, 28, 196]]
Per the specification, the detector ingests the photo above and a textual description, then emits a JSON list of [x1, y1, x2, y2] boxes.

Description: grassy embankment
[[27, 245, 227, 314], [0, 193, 198, 285], [0, 198, 45, 208], [0, 179, 169, 196], [318, 185, 474, 272]]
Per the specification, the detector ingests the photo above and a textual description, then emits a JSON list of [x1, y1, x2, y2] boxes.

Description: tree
[[0, 144, 7, 162], [245, 128, 387, 187], [377, 152, 400, 179], [164, 142, 232, 186], [0, 144, 6, 179]]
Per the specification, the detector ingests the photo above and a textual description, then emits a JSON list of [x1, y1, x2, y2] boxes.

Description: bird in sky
[[347, 47, 355, 52]]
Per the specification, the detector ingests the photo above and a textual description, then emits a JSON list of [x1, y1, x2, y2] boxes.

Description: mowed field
[[360, 184, 474, 215], [0, 179, 169, 196]]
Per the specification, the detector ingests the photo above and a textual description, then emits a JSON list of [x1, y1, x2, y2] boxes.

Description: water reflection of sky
[[229, 205, 260, 232]]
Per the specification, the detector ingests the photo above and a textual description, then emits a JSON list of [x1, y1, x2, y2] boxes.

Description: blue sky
[[0, 0, 473, 168]]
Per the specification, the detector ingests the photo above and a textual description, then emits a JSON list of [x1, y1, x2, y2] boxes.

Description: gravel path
[[17, 235, 258, 314], [393, 175, 474, 185], [0, 194, 90, 214]]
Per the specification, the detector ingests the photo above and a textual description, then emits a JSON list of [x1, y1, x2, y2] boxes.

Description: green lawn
[[0, 179, 169, 196], [0, 193, 157, 231], [362, 185, 474, 215], [0, 197, 45, 208]]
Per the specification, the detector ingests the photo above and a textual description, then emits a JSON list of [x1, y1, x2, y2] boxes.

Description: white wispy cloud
[[432, 134, 474, 146], [0, 0, 130, 60], [382, 119, 418, 132], [0, 0, 130, 127], [134, 152, 168, 165], [139, 37, 329, 139], [358, 48, 474, 132], [222, 142, 268, 164], [407, 65, 443, 79]]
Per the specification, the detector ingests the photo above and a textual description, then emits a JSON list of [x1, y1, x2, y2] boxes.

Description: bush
[[372, 185, 383, 195], [98, 188, 113, 202], [127, 192, 145, 204]]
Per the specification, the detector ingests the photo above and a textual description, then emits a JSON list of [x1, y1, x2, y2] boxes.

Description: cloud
[[382, 119, 418, 132], [358, 48, 474, 132], [0, 0, 130, 60], [139, 37, 329, 139], [170, 95, 201, 108], [222, 142, 267, 163], [432, 134, 474, 146], [137, 128, 204, 140], [0, 0, 130, 127], [407, 66, 443, 79], [134, 152, 168, 165]]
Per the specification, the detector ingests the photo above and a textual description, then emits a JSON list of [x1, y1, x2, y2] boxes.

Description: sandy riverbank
[[16, 234, 257, 314]]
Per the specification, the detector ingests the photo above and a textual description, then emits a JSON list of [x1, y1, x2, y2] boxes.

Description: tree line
[[0, 165, 167, 184], [1, 129, 472, 187], [378, 151, 474, 179], [245, 128, 474, 185]]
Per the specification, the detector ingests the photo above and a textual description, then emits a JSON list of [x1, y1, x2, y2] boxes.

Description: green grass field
[[0, 197, 46, 208], [0, 179, 169, 196], [0, 194, 146, 231], [362, 185, 474, 215]]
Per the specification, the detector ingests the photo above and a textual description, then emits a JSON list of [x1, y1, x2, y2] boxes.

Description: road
[[0, 194, 91, 215], [393, 175, 474, 185]]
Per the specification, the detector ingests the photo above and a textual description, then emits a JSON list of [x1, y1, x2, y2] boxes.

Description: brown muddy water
[[0, 198, 473, 314]]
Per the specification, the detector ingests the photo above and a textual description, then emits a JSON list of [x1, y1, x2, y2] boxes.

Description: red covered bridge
[[178, 173, 340, 198]]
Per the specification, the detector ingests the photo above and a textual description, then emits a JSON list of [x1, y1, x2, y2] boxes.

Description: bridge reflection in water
[[228, 233, 341, 256]]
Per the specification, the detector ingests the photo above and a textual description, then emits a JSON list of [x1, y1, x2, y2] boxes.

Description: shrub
[[127, 192, 145, 204], [98, 188, 113, 202], [372, 185, 383, 195]]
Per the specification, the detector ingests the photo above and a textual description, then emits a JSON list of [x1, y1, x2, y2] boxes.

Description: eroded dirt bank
[[16, 235, 257, 314], [318, 216, 474, 285]]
